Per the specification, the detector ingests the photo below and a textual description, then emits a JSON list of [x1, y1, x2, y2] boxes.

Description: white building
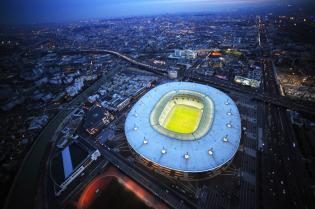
[[169, 49, 197, 60], [66, 78, 84, 97]]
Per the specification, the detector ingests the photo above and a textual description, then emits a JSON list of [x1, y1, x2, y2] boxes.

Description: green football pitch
[[164, 104, 202, 134]]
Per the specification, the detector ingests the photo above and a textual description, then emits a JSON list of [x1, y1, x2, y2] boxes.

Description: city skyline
[[1, 0, 312, 24]]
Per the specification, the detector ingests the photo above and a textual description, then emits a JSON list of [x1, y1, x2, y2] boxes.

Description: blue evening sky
[[0, 0, 306, 24]]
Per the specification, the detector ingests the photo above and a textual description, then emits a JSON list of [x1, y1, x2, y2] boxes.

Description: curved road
[[58, 49, 168, 76]]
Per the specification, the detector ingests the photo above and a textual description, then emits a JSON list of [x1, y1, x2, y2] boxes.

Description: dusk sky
[[0, 0, 310, 24]]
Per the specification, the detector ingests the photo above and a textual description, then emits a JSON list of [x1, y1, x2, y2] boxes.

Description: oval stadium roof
[[125, 82, 241, 173]]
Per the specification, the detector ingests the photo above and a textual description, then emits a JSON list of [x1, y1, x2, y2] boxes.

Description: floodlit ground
[[163, 104, 201, 134]]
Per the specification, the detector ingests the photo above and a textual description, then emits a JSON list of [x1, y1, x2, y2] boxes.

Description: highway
[[54, 48, 315, 116], [57, 49, 168, 76], [257, 16, 315, 209], [259, 104, 315, 209]]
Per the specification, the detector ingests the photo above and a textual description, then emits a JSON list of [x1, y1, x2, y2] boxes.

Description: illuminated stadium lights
[[226, 122, 232, 128], [222, 135, 229, 142], [125, 82, 241, 180], [225, 100, 230, 105], [143, 138, 148, 144], [133, 125, 138, 131]]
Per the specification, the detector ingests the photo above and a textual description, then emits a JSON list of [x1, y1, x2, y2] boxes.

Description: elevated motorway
[[57, 49, 168, 76], [55, 49, 314, 116]]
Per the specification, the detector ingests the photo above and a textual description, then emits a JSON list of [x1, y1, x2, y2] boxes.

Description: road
[[54, 48, 315, 116], [97, 146, 196, 209], [58, 49, 168, 76], [258, 104, 315, 209], [4, 69, 120, 209], [257, 16, 315, 209], [77, 93, 196, 209]]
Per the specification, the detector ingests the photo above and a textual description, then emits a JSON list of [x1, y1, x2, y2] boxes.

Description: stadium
[[125, 82, 241, 180]]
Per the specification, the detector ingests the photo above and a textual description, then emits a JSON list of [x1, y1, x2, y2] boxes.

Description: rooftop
[[125, 82, 241, 173]]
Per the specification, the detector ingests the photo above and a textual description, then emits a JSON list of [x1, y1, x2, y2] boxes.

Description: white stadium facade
[[125, 82, 241, 180]]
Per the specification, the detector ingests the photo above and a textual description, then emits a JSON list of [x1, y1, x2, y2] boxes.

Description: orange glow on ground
[[76, 166, 170, 209], [211, 51, 222, 57]]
